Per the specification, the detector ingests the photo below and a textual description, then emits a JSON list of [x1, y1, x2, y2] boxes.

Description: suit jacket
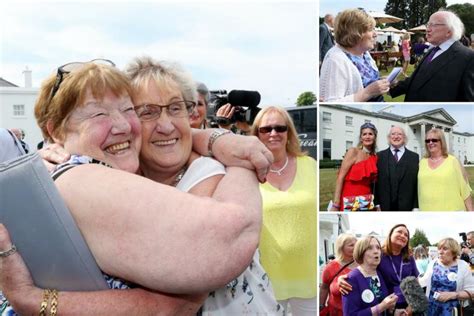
[[319, 23, 334, 63], [375, 147, 419, 211], [390, 41, 474, 101]]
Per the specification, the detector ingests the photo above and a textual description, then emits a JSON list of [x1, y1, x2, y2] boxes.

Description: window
[[323, 139, 332, 159], [322, 112, 331, 123], [365, 119, 371, 123], [13, 104, 25, 116], [345, 116, 353, 126], [346, 141, 353, 150], [458, 137, 460, 143]]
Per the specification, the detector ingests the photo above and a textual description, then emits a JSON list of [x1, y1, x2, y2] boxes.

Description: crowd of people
[[320, 226, 474, 316], [0, 57, 316, 315], [319, 8, 474, 102], [328, 122, 473, 211]]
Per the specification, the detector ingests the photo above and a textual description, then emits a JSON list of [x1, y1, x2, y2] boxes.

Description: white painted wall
[[0, 87, 42, 150]]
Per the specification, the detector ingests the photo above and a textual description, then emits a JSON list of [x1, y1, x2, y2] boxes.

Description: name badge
[[362, 289, 375, 303], [447, 272, 457, 282]]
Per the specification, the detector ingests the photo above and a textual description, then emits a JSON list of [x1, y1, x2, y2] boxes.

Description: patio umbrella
[[408, 24, 427, 33], [380, 26, 405, 34], [367, 11, 404, 24]]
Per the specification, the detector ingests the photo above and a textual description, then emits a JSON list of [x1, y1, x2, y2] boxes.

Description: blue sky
[[320, 0, 473, 18], [0, 0, 316, 107], [346, 104, 474, 133]]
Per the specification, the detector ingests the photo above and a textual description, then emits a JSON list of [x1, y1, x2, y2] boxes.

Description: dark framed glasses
[[258, 125, 288, 134], [49, 59, 116, 101], [425, 138, 440, 144], [134, 101, 196, 121]]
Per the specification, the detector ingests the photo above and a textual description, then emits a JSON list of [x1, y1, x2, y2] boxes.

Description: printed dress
[[427, 262, 459, 316]]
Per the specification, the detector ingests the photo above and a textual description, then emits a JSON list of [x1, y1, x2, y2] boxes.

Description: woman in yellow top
[[418, 128, 473, 211], [250, 106, 317, 315]]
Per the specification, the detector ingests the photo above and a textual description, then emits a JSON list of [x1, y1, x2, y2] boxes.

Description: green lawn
[[380, 64, 417, 102], [319, 166, 474, 211]]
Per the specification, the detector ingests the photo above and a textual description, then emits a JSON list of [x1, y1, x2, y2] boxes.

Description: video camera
[[459, 232, 474, 266], [208, 90, 261, 126]]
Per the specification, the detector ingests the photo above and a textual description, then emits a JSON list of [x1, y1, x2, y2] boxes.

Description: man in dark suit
[[375, 126, 419, 211], [319, 14, 334, 65], [390, 10, 474, 101]]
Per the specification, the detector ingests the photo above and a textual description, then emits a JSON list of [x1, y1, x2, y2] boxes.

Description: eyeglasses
[[49, 59, 116, 101], [425, 138, 440, 144], [134, 101, 196, 121], [426, 22, 446, 28], [258, 125, 288, 134]]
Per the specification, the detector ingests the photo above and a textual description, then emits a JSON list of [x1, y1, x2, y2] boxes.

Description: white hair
[[438, 10, 465, 41]]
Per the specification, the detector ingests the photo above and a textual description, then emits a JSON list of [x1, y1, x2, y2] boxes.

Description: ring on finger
[[0, 244, 17, 258]]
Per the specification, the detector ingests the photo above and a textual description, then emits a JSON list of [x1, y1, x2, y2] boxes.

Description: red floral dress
[[339, 155, 378, 211]]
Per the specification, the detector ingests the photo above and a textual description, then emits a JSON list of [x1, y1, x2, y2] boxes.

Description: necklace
[[430, 156, 443, 162], [269, 156, 289, 176], [362, 146, 371, 154], [172, 167, 187, 187]]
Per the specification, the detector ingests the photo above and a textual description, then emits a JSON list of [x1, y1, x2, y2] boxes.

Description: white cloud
[[1, 1, 315, 106]]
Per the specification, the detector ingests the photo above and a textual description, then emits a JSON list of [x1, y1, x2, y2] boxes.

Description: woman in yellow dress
[[250, 106, 317, 316], [418, 128, 473, 211]]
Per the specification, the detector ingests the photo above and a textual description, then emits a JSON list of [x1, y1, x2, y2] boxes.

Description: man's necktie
[[394, 149, 400, 162], [424, 46, 440, 64]]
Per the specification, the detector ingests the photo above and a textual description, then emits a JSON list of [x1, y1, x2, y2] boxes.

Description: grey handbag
[[0, 152, 108, 290]]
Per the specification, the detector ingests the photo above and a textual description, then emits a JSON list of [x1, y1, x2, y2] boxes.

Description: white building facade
[[319, 104, 474, 163], [0, 69, 42, 150]]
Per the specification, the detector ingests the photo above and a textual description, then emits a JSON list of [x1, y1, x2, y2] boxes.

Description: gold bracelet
[[39, 289, 50, 316], [50, 289, 59, 316]]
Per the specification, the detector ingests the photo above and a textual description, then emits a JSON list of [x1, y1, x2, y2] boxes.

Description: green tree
[[448, 3, 474, 38], [385, 0, 447, 29], [296, 91, 316, 106], [410, 229, 431, 248]]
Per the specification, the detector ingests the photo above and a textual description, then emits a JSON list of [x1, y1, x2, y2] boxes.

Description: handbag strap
[[462, 290, 473, 305], [327, 260, 355, 285]]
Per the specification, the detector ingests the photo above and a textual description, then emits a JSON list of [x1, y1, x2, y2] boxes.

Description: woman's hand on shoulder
[[38, 143, 70, 172], [337, 274, 352, 295], [211, 133, 273, 183]]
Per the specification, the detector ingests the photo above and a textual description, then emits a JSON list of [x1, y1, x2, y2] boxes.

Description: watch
[[208, 129, 232, 157]]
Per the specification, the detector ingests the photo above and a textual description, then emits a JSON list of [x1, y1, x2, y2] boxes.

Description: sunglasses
[[258, 125, 288, 134], [360, 122, 377, 131], [49, 59, 116, 101], [425, 138, 440, 144]]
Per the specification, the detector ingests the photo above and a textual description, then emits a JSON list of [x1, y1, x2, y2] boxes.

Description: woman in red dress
[[320, 233, 358, 316], [329, 122, 378, 211]]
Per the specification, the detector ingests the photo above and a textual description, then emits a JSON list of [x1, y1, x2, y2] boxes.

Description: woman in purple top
[[342, 236, 398, 316], [378, 224, 419, 313]]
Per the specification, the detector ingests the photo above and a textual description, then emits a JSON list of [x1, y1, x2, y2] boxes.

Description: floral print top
[[428, 262, 459, 316]]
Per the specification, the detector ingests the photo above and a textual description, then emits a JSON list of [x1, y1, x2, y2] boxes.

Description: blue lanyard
[[389, 255, 403, 282]]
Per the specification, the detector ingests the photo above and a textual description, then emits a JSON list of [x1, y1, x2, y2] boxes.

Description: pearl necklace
[[269, 156, 289, 176]]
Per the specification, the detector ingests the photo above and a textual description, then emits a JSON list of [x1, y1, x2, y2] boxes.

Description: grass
[[319, 166, 474, 211], [379, 63, 417, 102]]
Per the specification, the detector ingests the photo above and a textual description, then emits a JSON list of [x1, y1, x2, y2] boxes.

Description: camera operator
[[216, 103, 252, 135], [209, 90, 261, 135], [461, 231, 474, 267]]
